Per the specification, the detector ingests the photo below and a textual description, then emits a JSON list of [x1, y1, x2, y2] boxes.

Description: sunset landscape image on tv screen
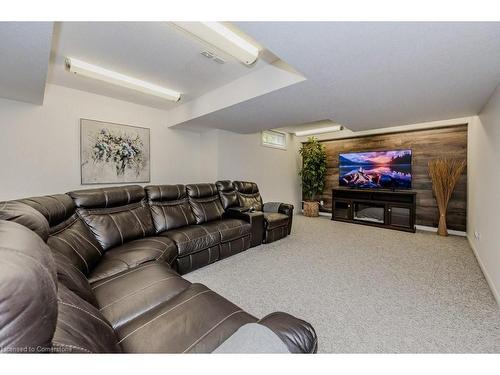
[[339, 150, 412, 189]]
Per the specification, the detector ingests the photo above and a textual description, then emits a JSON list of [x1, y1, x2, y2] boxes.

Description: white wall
[[0, 84, 300, 207], [200, 129, 302, 209], [197, 129, 219, 182], [467, 85, 500, 304], [0, 84, 201, 200]]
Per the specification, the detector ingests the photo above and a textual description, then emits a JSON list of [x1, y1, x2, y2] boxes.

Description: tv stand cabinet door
[[332, 199, 352, 221], [387, 204, 414, 230]]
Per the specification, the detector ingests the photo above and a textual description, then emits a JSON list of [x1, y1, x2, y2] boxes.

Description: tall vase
[[437, 212, 448, 236], [428, 158, 466, 237]]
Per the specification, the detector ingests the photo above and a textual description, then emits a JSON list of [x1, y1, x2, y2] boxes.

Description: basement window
[[262, 130, 287, 150]]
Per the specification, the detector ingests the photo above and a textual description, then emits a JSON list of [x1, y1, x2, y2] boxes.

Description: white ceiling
[[175, 22, 500, 132], [48, 22, 271, 110], [0, 22, 53, 104], [2, 22, 500, 134], [277, 119, 340, 134]]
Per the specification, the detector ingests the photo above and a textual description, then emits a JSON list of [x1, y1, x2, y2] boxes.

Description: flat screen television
[[339, 149, 412, 189]]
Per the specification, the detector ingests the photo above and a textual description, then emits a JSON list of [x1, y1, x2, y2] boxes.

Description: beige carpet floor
[[184, 215, 500, 353]]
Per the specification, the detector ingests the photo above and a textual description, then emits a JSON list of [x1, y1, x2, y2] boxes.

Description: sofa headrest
[[234, 181, 260, 195], [215, 181, 239, 210], [145, 184, 187, 202], [215, 180, 234, 193], [69, 185, 146, 209], [186, 183, 218, 199], [18, 194, 75, 227], [0, 201, 50, 241], [0, 220, 58, 352]]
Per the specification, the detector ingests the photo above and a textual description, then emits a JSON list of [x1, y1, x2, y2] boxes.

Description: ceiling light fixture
[[65, 57, 181, 102], [173, 22, 260, 65], [294, 125, 343, 137]]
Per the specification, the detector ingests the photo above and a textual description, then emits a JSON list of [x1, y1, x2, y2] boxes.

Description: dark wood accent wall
[[316, 125, 468, 231]]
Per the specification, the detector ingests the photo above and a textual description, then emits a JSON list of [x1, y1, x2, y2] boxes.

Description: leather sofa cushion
[[52, 284, 121, 353], [220, 235, 251, 259], [234, 181, 263, 211], [146, 184, 186, 201], [91, 262, 191, 329], [116, 283, 256, 353], [186, 183, 219, 198], [263, 212, 290, 230], [0, 221, 58, 352], [186, 184, 225, 224], [238, 193, 263, 211], [215, 180, 239, 209], [69, 185, 146, 209], [77, 201, 155, 251], [0, 197, 104, 275], [88, 236, 177, 283], [176, 245, 220, 274], [160, 224, 221, 257], [0, 200, 50, 241], [264, 226, 289, 244], [150, 198, 196, 232], [18, 194, 75, 227], [69, 186, 155, 250], [146, 184, 196, 233], [47, 214, 103, 275], [202, 218, 251, 242], [53, 251, 98, 307], [233, 181, 260, 194]]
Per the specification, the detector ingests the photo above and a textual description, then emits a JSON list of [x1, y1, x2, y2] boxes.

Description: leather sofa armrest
[[258, 312, 318, 354], [213, 323, 290, 353], [263, 202, 294, 216], [225, 209, 264, 247], [279, 203, 294, 217], [227, 206, 250, 214], [263, 203, 294, 235]]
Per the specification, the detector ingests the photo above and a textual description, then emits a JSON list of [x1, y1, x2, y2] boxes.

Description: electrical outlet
[[474, 231, 481, 240]]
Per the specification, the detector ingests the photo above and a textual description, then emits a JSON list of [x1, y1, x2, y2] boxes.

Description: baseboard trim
[[467, 236, 500, 306], [415, 225, 467, 237], [314, 213, 467, 236], [300, 210, 331, 217]]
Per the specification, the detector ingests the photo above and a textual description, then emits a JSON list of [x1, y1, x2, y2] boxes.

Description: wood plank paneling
[[312, 125, 468, 231]]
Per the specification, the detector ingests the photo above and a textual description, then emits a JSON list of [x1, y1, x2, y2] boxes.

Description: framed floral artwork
[[80, 119, 150, 184]]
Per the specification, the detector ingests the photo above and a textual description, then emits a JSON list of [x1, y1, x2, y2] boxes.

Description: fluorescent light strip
[[174, 22, 260, 65], [294, 125, 343, 137], [65, 58, 181, 102]]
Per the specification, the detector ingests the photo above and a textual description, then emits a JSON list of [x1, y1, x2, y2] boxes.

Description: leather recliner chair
[[231, 181, 294, 243], [215, 180, 265, 247]]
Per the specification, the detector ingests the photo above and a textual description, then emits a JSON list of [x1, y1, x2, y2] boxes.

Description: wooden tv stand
[[331, 188, 416, 232]]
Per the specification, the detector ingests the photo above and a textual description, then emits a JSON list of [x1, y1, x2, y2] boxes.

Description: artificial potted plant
[[299, 136, 328, 217]]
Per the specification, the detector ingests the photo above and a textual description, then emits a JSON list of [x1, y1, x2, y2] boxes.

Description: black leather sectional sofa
[[0, 181, 316, 353]]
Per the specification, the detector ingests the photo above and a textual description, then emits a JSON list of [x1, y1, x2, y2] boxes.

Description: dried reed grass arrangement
[[428, 158, 466, 236]]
